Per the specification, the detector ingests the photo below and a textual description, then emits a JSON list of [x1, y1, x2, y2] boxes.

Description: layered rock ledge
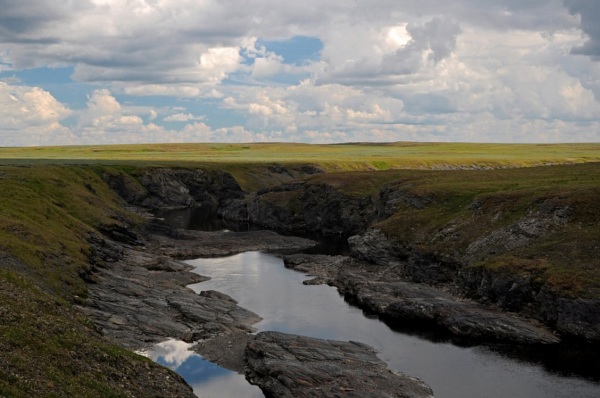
[[284, 254, 559, 345], [80, 228, 315, 350], [245, 331, 434, 398]]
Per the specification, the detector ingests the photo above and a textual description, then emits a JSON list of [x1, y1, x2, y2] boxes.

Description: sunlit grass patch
[[1, 142, 599, 170], [0, 166, 136, 300]]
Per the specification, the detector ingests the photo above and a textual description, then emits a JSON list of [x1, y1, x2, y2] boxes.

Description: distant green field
[[1, 142, 599, 170]]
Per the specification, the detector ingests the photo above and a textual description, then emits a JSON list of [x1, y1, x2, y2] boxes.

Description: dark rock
[[221, 182, 374, 238], [81, 228, 315, 350], [348, 230, 458, 285], [98, 224, 144, 246], [457, 265, 543, 313], [103, 170, 147, 204], [348, 229, 401, 267], [284, 253, 559, 345], [338, 263, 559, 344], [245, 331, 434, 398], [405, 251, 460, 285], [457, 265, 600, 340], [297, 164, 324, 175], [104, 168, 245, 212], [537, 288, 600, 341], [376, 185, 432, 219], [88, 233, 125, 265], [267, 164, 293, 175]]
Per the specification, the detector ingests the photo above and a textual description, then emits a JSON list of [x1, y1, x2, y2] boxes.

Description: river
[[143, 209, 600, 398]]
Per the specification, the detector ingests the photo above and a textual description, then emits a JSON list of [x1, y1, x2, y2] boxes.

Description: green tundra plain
[[1, 141, 599, 396]]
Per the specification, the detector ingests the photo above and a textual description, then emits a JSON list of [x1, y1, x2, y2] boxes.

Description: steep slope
[[0, 165, 195, 397]]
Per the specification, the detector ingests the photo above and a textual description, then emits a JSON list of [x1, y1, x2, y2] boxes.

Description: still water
[[181, 251, 600, 398], [140, 339, 263, 398]]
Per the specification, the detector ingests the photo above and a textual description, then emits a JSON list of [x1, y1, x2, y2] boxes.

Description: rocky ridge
[[346, 229, 600, 341], [284, 253, 559, 345], [81, 227, 315, 350], [245, 331, 434, 398]]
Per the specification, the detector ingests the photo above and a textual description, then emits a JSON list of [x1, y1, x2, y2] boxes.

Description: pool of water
[[138, 339, 263, 398], [183, 251, 600, 398]]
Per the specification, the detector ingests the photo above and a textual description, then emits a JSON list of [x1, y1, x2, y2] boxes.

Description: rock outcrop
[[104, 168, 244, 211], [245, 331, 434, 398], [345, 228, 600, 341], [220, 182, 375, 237], [283, 253, 559, 345], [81, 228, 315, 350]]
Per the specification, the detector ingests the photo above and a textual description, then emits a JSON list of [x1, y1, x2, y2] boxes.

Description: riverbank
[[77, 212, 436, 397]]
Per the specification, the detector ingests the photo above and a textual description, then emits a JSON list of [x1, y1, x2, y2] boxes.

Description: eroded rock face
[[536, 288, 600, 341], [104, 168, 244, 211], [457, 265, 544, 313], [348, 229, 402, 267], [348, 230, 459, 285], [344, 227, 600, 342], [220, 182, 375, 237], [245, 331, 434, 398]]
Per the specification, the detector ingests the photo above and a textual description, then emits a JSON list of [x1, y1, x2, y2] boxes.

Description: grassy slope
[[0, 165, 189, 397]]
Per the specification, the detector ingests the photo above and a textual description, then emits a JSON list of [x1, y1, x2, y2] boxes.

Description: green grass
[[1, 142, 599, 169], [3, 141, 598, 192], [0, 165, 138, 300]]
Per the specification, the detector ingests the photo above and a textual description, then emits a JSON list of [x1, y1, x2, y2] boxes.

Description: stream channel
[[142, 208, 600, 398]]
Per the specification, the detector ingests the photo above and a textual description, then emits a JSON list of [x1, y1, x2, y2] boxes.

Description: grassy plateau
[[1, 142, 599, 169]]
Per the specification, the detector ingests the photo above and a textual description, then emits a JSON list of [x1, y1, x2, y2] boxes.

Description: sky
[[1, 0, 600, 147]]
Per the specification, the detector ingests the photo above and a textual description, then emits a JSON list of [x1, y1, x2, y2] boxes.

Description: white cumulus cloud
[[0, 0, 599, 144]]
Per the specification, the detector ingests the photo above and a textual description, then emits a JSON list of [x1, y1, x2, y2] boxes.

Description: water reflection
[[139, 339, 263, 398], [187, 251, 600, 398]]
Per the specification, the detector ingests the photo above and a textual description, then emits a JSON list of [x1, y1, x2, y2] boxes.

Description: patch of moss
[[0, 271, 164, 397], [0, 165, 137, 300]]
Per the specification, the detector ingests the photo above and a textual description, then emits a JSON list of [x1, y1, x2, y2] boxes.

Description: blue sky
[[1, 0, 599, 146]]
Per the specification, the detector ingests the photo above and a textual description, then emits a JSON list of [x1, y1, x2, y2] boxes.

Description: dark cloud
[[0, 1, 91, 37], [564, 0, 600, 57]]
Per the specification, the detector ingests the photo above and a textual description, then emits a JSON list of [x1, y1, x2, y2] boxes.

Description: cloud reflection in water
[[139, 339, 263, 398]]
